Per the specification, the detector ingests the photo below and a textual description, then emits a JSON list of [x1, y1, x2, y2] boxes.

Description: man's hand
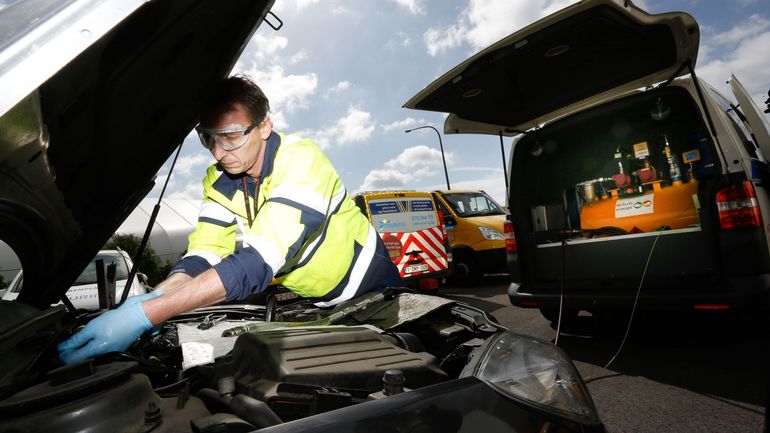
[[57, 292, 159, 364]]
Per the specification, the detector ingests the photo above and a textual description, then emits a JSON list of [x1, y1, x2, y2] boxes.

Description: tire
[[452, 253, 480, 287]]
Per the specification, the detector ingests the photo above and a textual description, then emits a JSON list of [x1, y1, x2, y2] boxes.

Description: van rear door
[[366, 194, 449, 281]]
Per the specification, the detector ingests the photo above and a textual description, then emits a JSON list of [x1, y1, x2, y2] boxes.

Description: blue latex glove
[[58, 291, 161, 364]]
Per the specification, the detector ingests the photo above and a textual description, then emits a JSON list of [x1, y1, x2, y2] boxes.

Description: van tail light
[[504, 221, 517, 253], [716, 181, 763, 230]]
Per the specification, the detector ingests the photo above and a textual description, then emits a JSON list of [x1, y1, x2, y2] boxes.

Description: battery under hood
[[402, 0, 699, 136], [0, 0, 275, 308]]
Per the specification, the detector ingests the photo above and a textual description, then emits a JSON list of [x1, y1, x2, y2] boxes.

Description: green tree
[[104, 234, 173, 287]]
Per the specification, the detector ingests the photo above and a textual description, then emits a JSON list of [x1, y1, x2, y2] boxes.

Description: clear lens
[[196, 124, 253, 151], [465, 331, 599, 424], [478, 226, 504, 240]]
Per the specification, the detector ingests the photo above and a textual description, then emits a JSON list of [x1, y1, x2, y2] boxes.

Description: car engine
[[0, 291, 504, 433]]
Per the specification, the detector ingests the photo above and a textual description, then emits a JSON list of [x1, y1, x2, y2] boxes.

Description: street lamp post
[[405, 125, 450, 190]]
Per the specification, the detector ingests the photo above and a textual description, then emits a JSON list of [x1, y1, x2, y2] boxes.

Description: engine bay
[[0, 291, 504, 432]]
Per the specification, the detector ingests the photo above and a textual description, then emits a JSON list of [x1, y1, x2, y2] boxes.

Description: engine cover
[[231, 326, 447, 393]]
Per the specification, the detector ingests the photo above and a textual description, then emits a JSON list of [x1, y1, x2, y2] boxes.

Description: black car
[[0, 1, 604, 432]]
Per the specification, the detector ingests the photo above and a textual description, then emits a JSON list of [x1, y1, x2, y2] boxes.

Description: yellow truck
[[354, 191, 450, 290], [432, 190, 508, 285]]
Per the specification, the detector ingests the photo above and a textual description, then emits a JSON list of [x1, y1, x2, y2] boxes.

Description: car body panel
[[729, 75, 770, 160], [0, 0, 275, 308], [402, 0, 699, 135]]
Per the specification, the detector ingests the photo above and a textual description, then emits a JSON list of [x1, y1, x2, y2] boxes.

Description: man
[[58, 75, 403, 364]]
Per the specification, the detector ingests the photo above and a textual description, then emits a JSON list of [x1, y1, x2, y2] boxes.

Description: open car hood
[[0, 0, 275, 308], [402, 0, 699, 136]]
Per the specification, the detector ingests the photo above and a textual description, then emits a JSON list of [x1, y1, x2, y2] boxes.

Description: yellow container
[[580, 180, 699, 233]]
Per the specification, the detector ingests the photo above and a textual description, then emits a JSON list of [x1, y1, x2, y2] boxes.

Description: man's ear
[[260, 116, 273, 139]]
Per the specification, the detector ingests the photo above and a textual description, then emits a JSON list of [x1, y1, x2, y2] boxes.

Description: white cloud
[[239, 64, 318, 112], [173, 153, 212, 178], [332, 5, 349, 15], [709, 14, 770, 46], [385, 144, 451, 170], [272, 0, 319, 13], [699, 16, 770, 106], [311, 106, 376, 149], [423, 0, 578, 56], [380, 117, 423, 132], [289, 49, 308, 64], [326, 81, 351, 96], [392, 0, 426, 15], [242, 34, 288, 60], [424, 24, 465, 56], [735, 0, 759, 5], [169, 182, 205, 201], [356, 169, 409, 193], [232, 32, 319, 130]]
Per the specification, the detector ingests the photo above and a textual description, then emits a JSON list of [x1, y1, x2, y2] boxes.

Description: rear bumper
[[508, 274, 770, 312]]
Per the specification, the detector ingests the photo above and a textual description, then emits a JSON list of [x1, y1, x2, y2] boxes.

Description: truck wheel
[[452, 253, 480, 287]]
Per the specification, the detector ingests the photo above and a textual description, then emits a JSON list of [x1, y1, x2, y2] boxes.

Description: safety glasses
[[195, 118, 262, 151]]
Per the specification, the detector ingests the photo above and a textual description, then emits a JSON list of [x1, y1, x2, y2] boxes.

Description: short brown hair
[[199, 74, 270, 124]]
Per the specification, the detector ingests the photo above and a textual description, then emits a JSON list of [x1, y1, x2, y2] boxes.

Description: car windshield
[[74, 253, 129, 285], [443, 192, 504, 217]]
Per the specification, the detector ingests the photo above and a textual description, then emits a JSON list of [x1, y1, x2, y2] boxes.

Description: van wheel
[[452, 254, 480, 287]]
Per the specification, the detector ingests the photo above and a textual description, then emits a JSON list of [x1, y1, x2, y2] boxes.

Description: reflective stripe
[[199, 201, 235, 225], [242, 234, 286, 273], [185, 250, 222, 266], [314, 225, 378, 307], [292, 188, 347, 268], [270, 182, 342, 214]]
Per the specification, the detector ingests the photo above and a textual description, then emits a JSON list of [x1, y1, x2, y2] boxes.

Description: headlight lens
[[462, 331, 599, 424], [478, 226, 504, 240]]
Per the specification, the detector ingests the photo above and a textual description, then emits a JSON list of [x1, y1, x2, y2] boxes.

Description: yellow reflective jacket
[[171, 132, 402, 306]]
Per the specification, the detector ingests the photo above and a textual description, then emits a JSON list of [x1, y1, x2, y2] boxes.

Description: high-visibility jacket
[[170, 132, 402, 306]]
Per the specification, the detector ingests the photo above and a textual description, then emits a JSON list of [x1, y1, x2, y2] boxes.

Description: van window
[[367, 197, 437, 233], [705, 84, 762, 160], [442, 192, 505, 217]]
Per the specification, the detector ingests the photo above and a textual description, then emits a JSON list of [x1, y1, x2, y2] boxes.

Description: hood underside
[[0, 0, 275, 308], [403, 0, 699, 135]]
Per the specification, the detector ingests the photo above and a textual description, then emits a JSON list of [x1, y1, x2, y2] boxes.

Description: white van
[[404, 0, 770, 321]]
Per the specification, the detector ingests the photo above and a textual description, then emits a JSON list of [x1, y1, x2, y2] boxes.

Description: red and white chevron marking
[[382, 226, 448, 277]]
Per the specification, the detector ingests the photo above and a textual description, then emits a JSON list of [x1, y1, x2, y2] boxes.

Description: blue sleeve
[[213, 246, 274, 301], [168, 255, 212, 278]]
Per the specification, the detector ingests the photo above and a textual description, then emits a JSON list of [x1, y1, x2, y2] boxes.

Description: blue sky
[[150, 0, 770, 205]]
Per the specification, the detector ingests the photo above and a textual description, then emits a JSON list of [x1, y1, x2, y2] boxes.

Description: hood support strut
[[117, 140, 186, 305]]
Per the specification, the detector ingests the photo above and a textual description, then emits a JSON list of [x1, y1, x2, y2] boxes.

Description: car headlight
[[461, 331, 599, 424], [478, 226, 504, 240]]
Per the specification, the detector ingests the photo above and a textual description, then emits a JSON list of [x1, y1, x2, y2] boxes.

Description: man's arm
[[143, 268, 226, 325], [57, 268, 227, 364]]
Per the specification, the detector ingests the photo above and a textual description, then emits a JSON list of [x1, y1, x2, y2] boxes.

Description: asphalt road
[[440, 275, 767, 433]]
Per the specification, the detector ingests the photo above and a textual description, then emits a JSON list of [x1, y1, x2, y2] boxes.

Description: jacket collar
[[211, 131, 282, 198]]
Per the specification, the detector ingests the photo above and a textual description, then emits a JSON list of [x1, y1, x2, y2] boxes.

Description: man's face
[[200, 102, 271, 176]]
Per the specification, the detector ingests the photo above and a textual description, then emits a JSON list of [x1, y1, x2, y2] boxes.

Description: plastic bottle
[[661, 133, 682, 182]]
